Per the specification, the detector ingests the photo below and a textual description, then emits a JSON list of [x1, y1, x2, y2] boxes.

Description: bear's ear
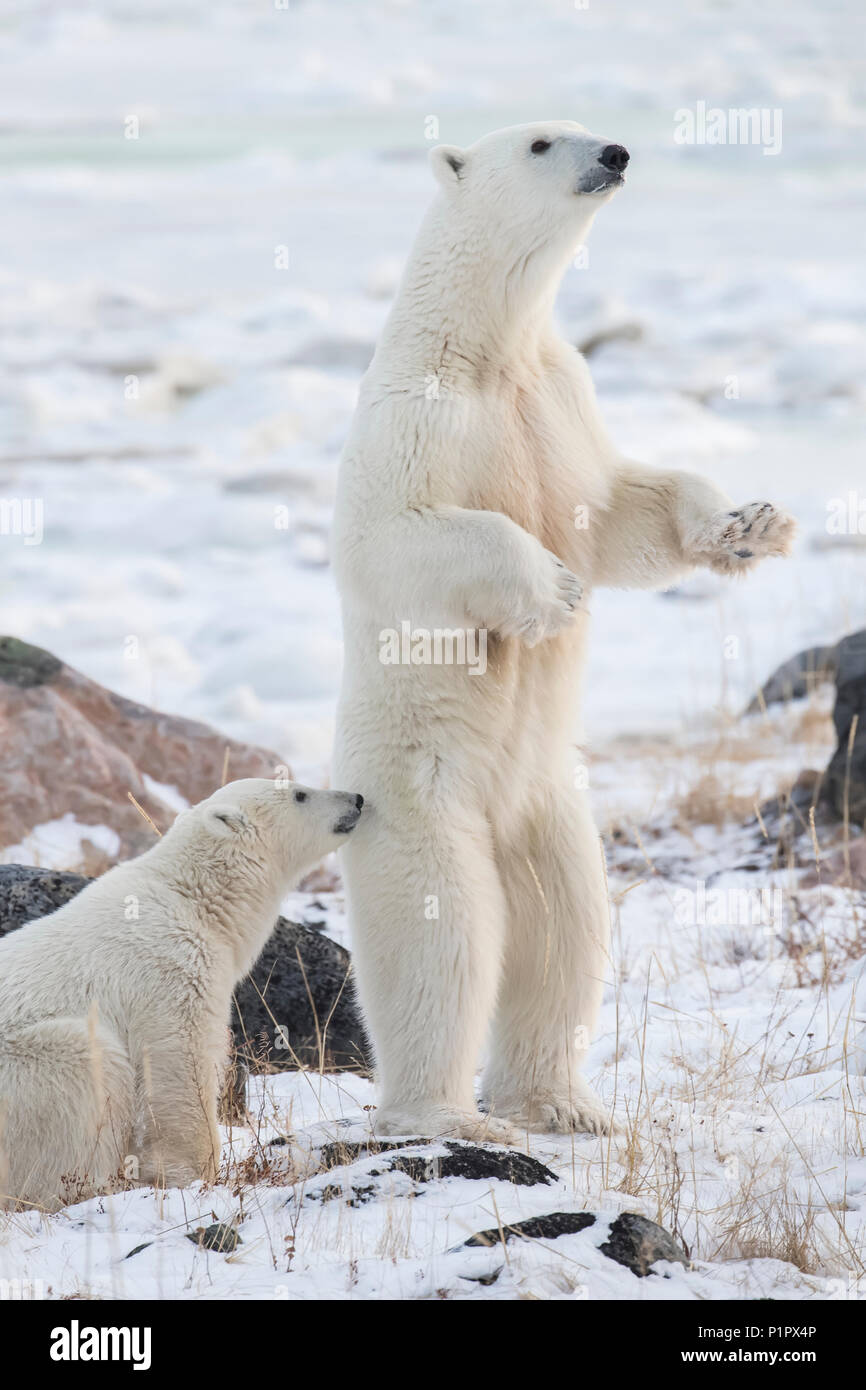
[[207, 805, 250, 836], [429, 144, 467, 188]]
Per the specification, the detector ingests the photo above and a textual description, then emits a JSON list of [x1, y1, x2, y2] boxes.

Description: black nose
[[599, 144, 629, 173], [355, 794, 364, 810]]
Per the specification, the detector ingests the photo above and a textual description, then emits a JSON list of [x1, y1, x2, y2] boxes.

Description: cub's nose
[[599, 144, 629, 172], [355, 794, 364, 810]]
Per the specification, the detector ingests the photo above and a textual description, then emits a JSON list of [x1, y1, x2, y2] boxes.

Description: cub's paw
[[686, 501, 796, 576], [373, 1106, 520, 1147], [498, 549, 584, 646]]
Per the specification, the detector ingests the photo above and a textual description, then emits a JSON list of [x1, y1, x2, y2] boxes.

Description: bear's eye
[[294, 790, 307, 803], [530, 139, 551, 155]]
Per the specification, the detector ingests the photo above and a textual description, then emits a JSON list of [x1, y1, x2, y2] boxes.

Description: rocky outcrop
[[231, 916, 369, 1073], [0, 864, 92, 934], [0, 635, 285, 868], [746, 630, 866, 831], [745, 642, 841, 713], [825, 630, 866, 826], [317, 1139, 557, 1189]]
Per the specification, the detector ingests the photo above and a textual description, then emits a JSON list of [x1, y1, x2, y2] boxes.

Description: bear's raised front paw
[[373, 1106, 519, 1147], [686, 501, 796, 576], [498, 549, 584, 646]]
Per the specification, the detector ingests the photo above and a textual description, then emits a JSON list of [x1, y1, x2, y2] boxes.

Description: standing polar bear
[[0, 778, 363, 1211], [332, 121, 794, 1143]]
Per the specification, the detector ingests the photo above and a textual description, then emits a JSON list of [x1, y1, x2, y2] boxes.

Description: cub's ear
[[207, 805, 250, 836], [429, 144, 467, 188]]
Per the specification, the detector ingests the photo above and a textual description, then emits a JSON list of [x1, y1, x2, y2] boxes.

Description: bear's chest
[[463, 363, 608, 557]]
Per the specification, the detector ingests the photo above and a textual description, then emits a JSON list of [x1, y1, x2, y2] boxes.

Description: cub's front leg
[[135, 1034, 222, 1189]]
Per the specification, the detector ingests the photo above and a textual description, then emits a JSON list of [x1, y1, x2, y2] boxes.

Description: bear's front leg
[[337, 505, 584, 646], [135, 1035, 222, 1189], [590, 462, 795, 589], [681, 500, 797, 577]]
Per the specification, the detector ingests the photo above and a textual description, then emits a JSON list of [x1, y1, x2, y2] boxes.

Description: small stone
[[185, 1223, 241, 1253], [124, 1242, 152, 1260], [599, 1211, 689, 1277]]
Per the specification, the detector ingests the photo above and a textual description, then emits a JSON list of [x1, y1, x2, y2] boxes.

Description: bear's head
[[165, 777, 364, 889], [429, 121, 628, 272]]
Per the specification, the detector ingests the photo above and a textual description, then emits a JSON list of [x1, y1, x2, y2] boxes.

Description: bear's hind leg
[[340, 780, 517, 1144], [482, 786, 614, 1136]]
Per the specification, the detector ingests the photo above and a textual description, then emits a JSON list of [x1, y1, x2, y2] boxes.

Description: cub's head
[[168, 777, 364, 886], [429, 120, 628, 261]]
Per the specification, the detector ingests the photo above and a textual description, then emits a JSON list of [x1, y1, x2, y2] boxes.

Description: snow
[[1, 0, 865, 1299], [0, 815, 120, 870]]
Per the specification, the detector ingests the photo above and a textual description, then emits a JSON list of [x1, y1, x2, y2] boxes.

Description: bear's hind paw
[[373, 1106, 519, 1147]]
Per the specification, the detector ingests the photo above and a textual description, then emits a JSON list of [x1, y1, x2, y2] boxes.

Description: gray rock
[[0, 864, 91, 935], [746, 642, 841, 713], [319, 1139, 557, 1188], [599, 1211, 689, 1276], [233, 916, 369, 1073], [0, 635, 62, 688], [461, 1208, 689, 1277], [185, 1223, 241, 1252], [825, 629, 866, 825], [0, 865, 370, 1074]]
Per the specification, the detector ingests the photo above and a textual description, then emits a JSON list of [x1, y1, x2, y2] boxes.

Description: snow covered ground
[[1, 0, 865, 1299]]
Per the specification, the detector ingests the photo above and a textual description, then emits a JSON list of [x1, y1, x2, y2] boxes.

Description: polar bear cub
[[0, 778, 363, 1211]]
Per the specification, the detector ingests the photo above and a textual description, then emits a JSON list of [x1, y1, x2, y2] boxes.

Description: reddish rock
[[0, 635, 287, 866]]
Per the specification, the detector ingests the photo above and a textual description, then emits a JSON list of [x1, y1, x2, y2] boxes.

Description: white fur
[[332, 121, 795, 1141], [0, 778, 363, 1210]]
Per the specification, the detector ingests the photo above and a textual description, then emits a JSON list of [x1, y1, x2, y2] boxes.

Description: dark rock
[[308, 1141, 557, 1209], [825, 630, 866, 826], [460, 1209, 689, 1277], [0, 866, 370, 1074], [0, 864, 90, 936], [318, 1139, 556, 1188], [185, 1223, 241, 1252], [232, 916, 370, 1073], [752, 768, 830, 852], [460, 1268, 501, 1286], [577, 321, 643, 358], [745, 643, 841, 714], [599, 1211, 689, 1277], [800, 834, 866, 888], [0, 636, 62, 688], [464, 1211, 597, 1247]]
